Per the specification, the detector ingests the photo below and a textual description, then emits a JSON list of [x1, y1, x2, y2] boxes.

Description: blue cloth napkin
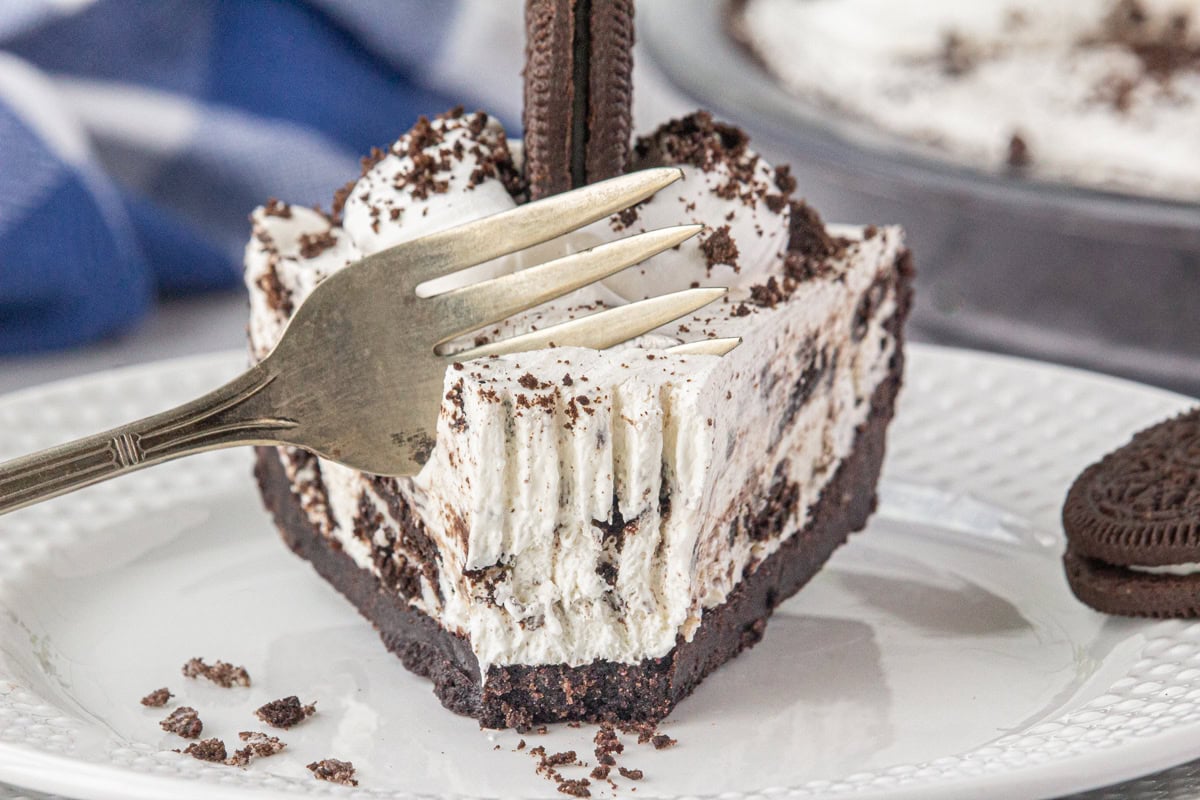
[[0, 0, 525, 353]]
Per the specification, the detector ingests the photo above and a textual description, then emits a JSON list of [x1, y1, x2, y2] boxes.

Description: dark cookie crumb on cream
[[699, 225, 741, 272], [1007, 133, 1032, 169], [255, 269, 294, 316], [1094, 0, 1199, 79], [297, 230, 338, 260], [263, 197, 292, 218]]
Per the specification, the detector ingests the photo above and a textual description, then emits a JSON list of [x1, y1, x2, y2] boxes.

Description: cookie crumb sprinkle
[[160, 706, 203, 739], [255, 695, 317, 729], [307, 758, 358, 786], [226, 731, 286, 767], [557, 778, 591, 797], [182, 657, 250, 688], [183, 738, 227, 763]]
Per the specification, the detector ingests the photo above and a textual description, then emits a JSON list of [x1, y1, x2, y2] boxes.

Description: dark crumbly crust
[[254, 252, 912, 728]]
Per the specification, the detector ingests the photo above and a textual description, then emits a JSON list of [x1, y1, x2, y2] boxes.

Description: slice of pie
[[246, 109, 912, 728]]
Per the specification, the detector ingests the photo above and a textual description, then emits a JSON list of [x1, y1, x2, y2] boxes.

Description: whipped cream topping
[[341, 115, 526, 296], [736, 0, 1200, 200], [245, 109, 906, 671], [594, 115, 794, 300]]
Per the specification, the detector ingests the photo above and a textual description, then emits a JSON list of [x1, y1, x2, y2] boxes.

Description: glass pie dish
[[642, 0, 1200, 396]]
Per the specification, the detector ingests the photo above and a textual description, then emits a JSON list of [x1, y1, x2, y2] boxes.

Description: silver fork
[[0, 168, 738, 515]]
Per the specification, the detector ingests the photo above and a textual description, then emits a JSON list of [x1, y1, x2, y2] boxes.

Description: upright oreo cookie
[[1062, 408, 1200, 617], [523, 0, 635, 198]]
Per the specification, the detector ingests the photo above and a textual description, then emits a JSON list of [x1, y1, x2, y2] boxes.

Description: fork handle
[[0, 363, 296, 516]]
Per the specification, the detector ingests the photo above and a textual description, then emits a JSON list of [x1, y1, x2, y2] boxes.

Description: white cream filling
[[1128, 562, 1200, 575], [244, 112, 905, 671], [737, 0, 1200, 200]]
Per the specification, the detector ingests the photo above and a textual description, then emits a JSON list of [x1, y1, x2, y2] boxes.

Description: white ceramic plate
[[0, 345, 1198, 800]]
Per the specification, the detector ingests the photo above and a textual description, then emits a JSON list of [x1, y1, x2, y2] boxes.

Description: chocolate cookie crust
[[254, 252, 912, 728]]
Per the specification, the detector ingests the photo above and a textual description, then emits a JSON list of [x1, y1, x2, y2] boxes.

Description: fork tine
[[360, 167, 684, 286], [664, 337, 742, 356], [449, 288, 727, 361], [430, 224, 703, 343]]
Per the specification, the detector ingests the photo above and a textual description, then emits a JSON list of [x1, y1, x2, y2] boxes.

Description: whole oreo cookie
[[1062, 407, 1200, 617]]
